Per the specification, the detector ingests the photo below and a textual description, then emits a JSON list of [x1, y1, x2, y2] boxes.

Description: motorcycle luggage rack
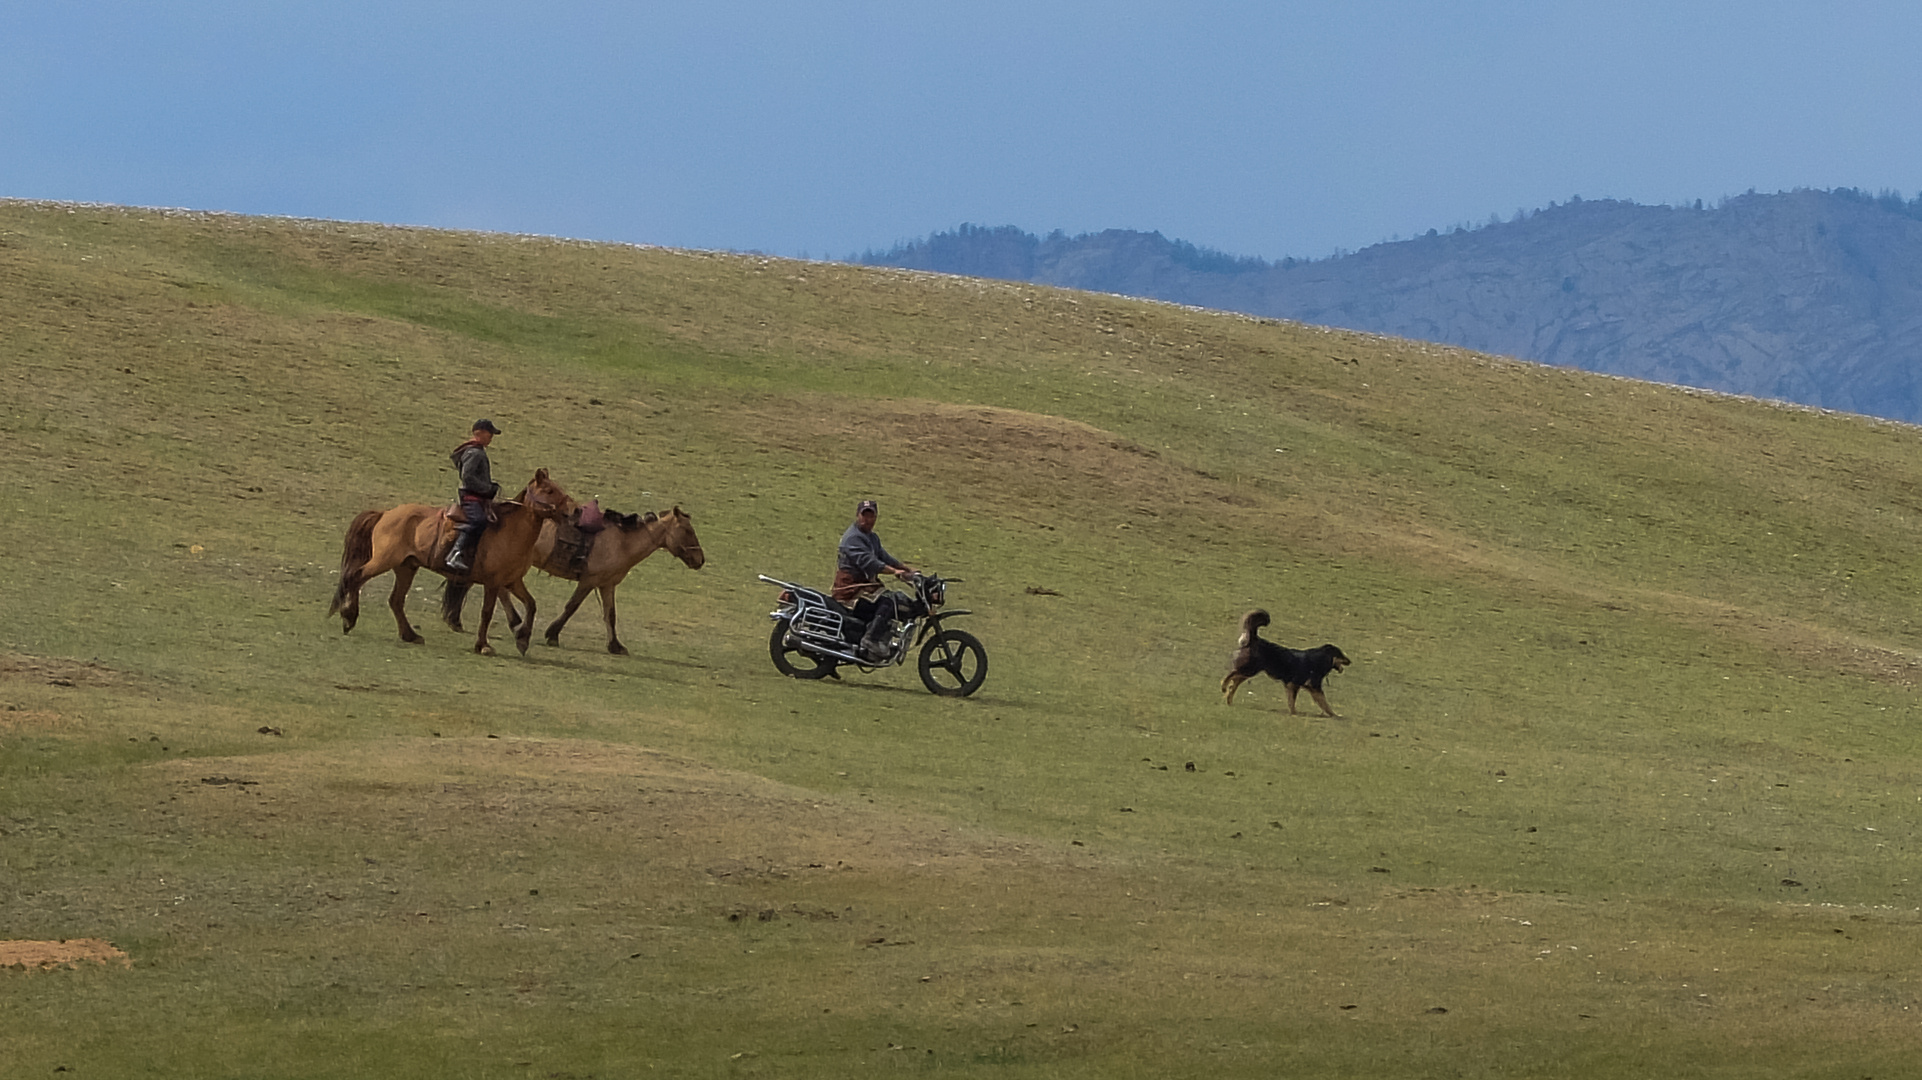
[[760, 574, 853, 644], [794, 604, 847, 642]]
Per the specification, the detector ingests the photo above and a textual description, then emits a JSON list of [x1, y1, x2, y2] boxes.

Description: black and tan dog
[[1220, 610, 1350, 715]]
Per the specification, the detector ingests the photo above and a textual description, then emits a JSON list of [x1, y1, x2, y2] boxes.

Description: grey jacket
[[452, 441, 500, 500], [837, 522, 901, 581]]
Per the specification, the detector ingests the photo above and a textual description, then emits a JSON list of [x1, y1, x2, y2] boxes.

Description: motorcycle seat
[[784, 584, 833, 607]]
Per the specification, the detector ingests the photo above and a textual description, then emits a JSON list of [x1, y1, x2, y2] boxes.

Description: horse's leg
[[599, 585, 627, 656], [508, 579, 537, 655], [343, 542, 414, 636], [388, 563, 425, 643], [544, 582, 594, 647], [474, 586, 498, 656]]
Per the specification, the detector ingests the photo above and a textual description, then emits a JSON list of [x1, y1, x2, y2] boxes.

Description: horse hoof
[[402, 632, 425, 644], [607, 642, 628, 656], [545, 635, 562, 648], [477, 644, 494, 657]]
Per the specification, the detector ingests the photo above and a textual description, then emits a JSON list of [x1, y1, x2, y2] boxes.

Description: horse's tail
[[441, 578, 473, 630], [329, 510, 383, 615], [1238, 609, 1271, 648]]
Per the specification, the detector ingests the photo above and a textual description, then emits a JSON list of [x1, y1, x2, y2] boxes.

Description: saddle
[[544, 502, 613, 580], [429, 508, 464, 574], [548, 519, 594, 579], [448, 500, 498, 525]]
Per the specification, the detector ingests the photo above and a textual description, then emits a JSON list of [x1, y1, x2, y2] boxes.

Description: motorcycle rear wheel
[[918, 628, 987, 697], [770, 619, 837, 679]]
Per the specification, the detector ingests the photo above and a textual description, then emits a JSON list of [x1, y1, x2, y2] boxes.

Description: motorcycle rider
[[446, 419, 503, 574], [832, 499, 915, 662]]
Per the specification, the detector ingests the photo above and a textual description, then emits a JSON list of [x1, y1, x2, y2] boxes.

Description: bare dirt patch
[[1, 939, 131, 971]]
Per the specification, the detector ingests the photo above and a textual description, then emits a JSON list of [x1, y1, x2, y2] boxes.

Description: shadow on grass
[[807, 677, 1001, 704], [511, 650, 709, 685], [525, 634, 711, 669]]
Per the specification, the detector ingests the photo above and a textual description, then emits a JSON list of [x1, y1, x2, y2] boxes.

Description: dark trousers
[[867, 593, 899, 628], [853, 593, 899, 646], [455, 498, 490, 545]]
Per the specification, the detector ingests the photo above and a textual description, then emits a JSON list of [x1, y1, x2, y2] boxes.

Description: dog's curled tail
[[1238, 609, 1271, 648]]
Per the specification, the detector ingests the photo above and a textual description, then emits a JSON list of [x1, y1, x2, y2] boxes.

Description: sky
[[6, 1, 1922, 263]]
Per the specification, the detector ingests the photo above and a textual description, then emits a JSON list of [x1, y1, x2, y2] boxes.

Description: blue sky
[[5, 2, 1921, 261]]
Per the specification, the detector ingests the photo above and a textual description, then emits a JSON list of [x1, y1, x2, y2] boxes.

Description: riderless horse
[[502, 505, 705, 654]]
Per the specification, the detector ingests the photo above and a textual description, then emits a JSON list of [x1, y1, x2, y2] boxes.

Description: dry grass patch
[[0, 708, 74, 734], [733, 398, 1241, 516], [0, 653, 131, 733], [1, 652, 129, 689], [142, 735, 1062, 885]]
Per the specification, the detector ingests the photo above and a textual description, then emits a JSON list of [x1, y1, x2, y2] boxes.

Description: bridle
[[669, 514, 704, 563], [525, 482, 571, 518], [645, 508, 704, 563]]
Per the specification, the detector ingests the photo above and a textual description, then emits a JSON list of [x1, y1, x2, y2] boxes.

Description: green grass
[[5, 199, 1922, 1076]]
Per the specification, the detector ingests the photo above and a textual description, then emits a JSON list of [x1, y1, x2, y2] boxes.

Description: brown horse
[[505, 506, 706, 654], [328, 470, 574, 655]]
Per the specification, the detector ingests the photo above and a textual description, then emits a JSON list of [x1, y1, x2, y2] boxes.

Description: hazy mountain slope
[[865, 190, 1922, 422]]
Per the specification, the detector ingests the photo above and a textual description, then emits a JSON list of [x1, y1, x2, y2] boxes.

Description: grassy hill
[[6, 199, 1922, 1077]]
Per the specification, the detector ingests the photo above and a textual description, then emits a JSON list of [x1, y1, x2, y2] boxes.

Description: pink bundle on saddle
[[577, 499, 606, 533]]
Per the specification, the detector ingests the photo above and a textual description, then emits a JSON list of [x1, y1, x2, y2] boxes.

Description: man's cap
[[473, 418, 502, 434], [857, 499, 878, 514]]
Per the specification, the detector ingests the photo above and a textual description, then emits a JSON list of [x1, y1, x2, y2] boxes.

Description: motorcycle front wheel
[[770, 619, 836, 680], [918, 628, 987, 697]]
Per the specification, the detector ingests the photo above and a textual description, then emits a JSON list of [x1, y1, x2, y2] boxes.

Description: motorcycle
[[758, 571, 988, 697]]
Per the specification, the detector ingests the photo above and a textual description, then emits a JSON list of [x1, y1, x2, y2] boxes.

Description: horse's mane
[[606, 509, 663, 532], [492, 484, 544, 515]]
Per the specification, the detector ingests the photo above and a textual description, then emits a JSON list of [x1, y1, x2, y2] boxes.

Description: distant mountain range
[[861, 189, 1922, 423]]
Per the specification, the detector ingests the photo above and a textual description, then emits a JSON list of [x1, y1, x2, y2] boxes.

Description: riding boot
[[858, 622, 892, 663], [446, 535, 474, 573]]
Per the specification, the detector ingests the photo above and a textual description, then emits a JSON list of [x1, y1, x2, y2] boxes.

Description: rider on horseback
[[832, 498, 916, 662], [446, 419, 502, 574]]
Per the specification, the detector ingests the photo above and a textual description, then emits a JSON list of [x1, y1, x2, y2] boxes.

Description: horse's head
[[663, 506, 705, 569], [520, 468, 576, 520]]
